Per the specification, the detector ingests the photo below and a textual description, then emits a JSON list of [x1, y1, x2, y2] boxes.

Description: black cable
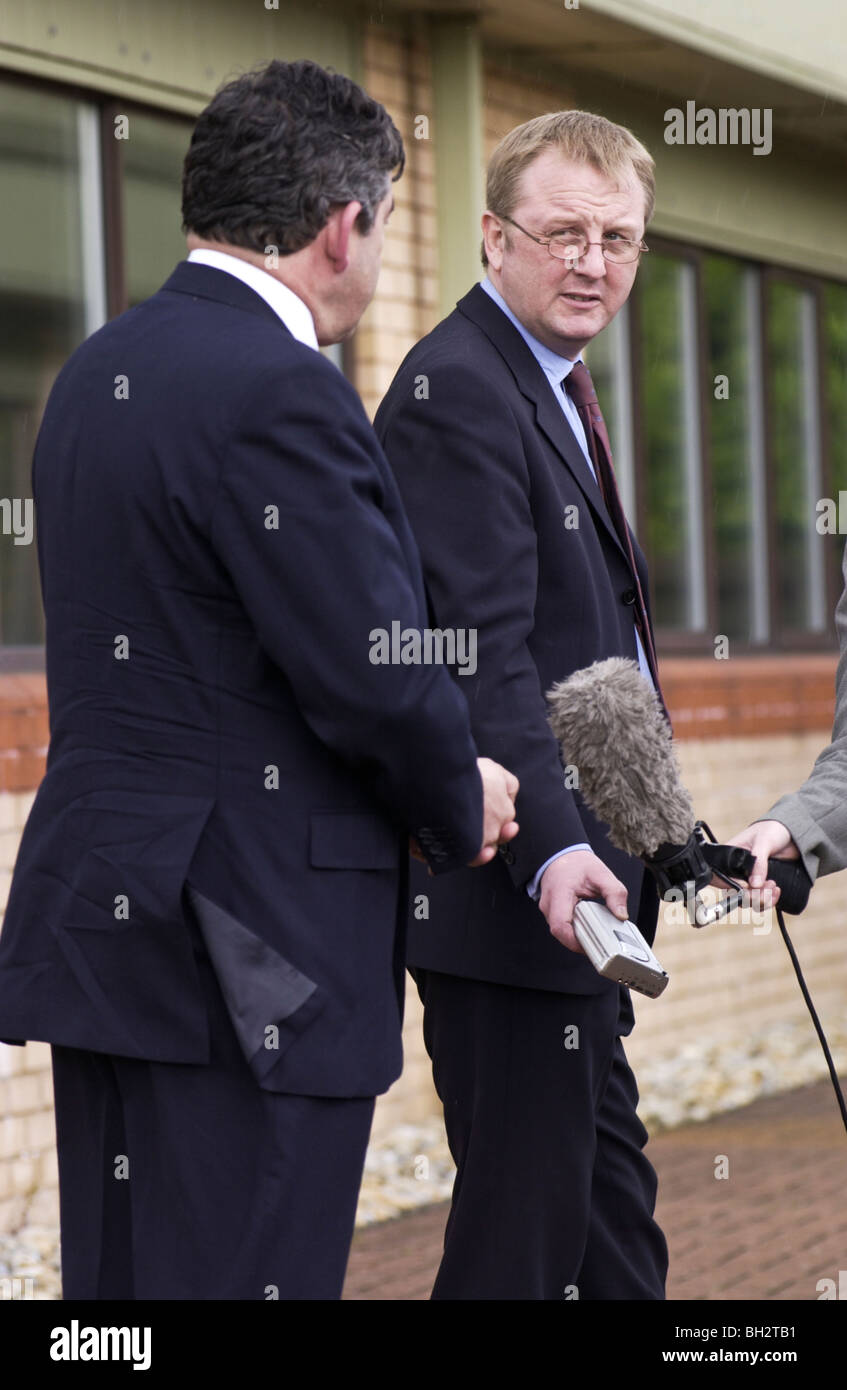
[[775, 905, 847, 1137], [699, 818, 847, 1137]]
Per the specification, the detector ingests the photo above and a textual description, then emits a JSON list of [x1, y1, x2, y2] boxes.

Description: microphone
[[546, 657, 811, 921]]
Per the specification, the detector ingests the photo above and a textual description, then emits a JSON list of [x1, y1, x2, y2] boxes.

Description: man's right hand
[[468, 757, 519, 866], [537, 850, 629, 954]]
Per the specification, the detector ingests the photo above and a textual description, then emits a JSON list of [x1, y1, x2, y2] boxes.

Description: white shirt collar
[[187, 248, 318, 349]]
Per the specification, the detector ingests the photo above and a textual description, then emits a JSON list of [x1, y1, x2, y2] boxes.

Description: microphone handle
[[701, 844, 812, 916]]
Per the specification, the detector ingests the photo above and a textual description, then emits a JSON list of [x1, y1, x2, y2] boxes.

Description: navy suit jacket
[[375, 283, 659, 994], [0, 261, 483, 1097]]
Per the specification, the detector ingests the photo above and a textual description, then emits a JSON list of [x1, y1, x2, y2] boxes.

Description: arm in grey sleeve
[[764, 542, 847, 880]]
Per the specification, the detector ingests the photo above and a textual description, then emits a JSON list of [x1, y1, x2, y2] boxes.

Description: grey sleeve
[[762, 542, 847, 881]]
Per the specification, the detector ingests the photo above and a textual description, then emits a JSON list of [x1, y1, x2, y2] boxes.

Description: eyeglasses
[[502, 215, 649, 265]]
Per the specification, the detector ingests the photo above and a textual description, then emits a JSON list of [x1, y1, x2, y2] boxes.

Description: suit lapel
[[456, 284, 629, 566]]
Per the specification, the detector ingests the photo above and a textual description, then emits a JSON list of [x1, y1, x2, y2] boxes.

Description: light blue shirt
[[478, 278, 653, 899]]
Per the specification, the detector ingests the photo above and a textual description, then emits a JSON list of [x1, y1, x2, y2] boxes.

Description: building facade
[[1, 0, 846, 1236]]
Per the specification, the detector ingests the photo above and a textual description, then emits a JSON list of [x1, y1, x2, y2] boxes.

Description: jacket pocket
[[309, 810, 400, 870]]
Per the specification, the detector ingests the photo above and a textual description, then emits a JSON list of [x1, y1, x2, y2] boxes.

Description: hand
[[537, 850, 628, 954], [408, 836, 427, 865], [726, 820, 800, 908], [468, 756, 519, 867]]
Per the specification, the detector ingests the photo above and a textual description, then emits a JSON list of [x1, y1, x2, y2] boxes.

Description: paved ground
[[343, 1076, 847, 1300]]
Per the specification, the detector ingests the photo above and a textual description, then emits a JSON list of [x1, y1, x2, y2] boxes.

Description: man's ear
[[324, 201, 363, 274], [481, 212, 505, 273]]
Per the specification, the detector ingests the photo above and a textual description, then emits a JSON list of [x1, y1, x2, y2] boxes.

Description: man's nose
[[568, 241, 607, 277]]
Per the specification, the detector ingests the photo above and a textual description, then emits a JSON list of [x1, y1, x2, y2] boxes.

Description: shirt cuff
[[526, 844, 592, 901]]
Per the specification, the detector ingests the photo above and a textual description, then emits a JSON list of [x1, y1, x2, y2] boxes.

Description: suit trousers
[[50, 909, 375, 1300], [413, 967, 668, 1300]]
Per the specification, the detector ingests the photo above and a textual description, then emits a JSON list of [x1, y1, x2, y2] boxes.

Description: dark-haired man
[[0, 59, 517, 1300]]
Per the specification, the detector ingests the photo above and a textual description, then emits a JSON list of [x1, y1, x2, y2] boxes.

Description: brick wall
[[484, 57, 575, 155], [0, 677, 49, 796], [355, 37, 576, 423], [355, 25, 439, 422], [0, 782, 57, 1235]]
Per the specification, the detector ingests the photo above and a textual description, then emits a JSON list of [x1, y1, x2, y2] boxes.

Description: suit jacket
[[766, 540, 847, 881], [374, 282, 659, 994], [0, 260, 483, 1097]]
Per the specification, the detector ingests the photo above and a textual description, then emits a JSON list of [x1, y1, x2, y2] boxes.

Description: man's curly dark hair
[[182, 59, 405, 256]]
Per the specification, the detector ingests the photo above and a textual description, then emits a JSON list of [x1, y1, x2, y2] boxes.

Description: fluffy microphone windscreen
[[546, 656, 695, 858]]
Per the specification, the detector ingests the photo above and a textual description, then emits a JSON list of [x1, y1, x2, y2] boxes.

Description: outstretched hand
[[725, 819, 800, 907]]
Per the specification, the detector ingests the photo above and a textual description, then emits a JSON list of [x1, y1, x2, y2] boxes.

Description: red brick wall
[[0, 677, 48, 793]]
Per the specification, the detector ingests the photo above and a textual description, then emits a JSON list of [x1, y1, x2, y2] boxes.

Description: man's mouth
[[561, 292, 601, 305]]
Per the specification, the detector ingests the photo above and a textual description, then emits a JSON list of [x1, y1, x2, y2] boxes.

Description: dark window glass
[[0, 81, 106, 653], [639, 252, 706, 633], [703, 255, 763, 643], [767, 281, 826, 634], [585, 303, 636, 522], [122, 112, 191, 306]]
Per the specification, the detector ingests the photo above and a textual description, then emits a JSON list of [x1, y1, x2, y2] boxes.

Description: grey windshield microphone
[[543, 656, 673, 995], [547, 656, 694, 859], [546, 656, 811, 924]]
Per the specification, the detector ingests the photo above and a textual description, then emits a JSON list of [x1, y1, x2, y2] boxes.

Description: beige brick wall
[[484, 58, 575, 157], [356, 37, 578, 424], [0, 789, 58, 1234], [355, 25, 439, 421]]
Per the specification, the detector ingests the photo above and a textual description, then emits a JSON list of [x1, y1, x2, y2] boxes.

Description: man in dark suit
[[375, 110, 669, 1299], [0, 60, 519, 1300]]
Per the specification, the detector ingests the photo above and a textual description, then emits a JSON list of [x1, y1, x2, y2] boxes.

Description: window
[[703, 255, 768, 645], [584, 300, 635, 521], [122, 111, 192, 307], [639, 252, 706, 635], [591, 238, 847, 650], [767, 280, 826, 636], [0, 81, 108, 659], [0, 76, 191, 663]]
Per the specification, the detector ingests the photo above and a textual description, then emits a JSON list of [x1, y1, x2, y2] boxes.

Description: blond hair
[[482, 110, 655, 267]]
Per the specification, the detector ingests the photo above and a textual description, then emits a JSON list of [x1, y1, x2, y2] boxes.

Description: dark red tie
[[564, 361, 664, 703]]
